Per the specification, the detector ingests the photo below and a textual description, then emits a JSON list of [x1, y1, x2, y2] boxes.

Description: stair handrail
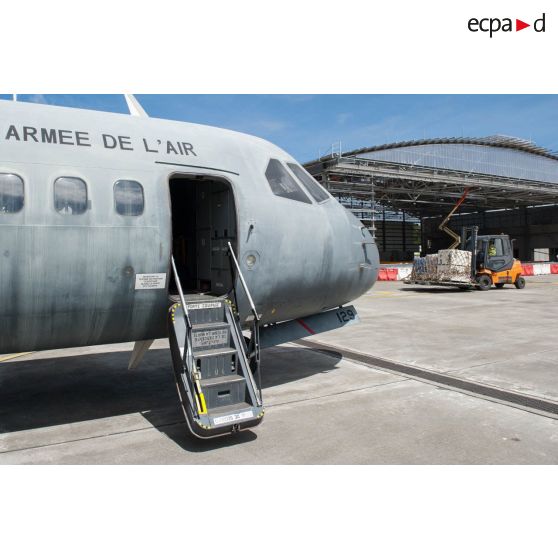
[[171, 257, 192, 329], [227, 242, 263, 403], [224, 302, 262, 407], [171, 256, 196, 382], [227, 242, 259, 321]]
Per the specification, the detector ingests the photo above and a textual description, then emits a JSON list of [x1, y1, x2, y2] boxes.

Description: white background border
[[2, 1, 556, 93], [2, 1, 557, 556], [2, 466, 557, 556]]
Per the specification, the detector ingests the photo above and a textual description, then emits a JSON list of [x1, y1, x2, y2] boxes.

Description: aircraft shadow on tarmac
[[400, 287, 474, 294], [0, 345, 341, 453]]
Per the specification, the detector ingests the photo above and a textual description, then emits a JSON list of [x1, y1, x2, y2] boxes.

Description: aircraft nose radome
[[345, 210, 378, 274], [357, 226, 380, 288]]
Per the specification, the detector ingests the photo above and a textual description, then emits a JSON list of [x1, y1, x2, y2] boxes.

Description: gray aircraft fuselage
[[0, 100, 379, 354]]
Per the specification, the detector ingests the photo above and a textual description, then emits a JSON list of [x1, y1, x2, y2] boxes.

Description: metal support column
[[402, 210, 406, 253], [382, 208, 387, 253], [370, 181, 376, 239]]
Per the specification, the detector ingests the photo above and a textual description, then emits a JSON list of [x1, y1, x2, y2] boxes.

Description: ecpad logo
[[468, 13, 546, 37]]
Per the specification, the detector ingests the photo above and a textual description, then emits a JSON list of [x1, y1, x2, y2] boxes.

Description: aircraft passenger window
[[265, 159, 312, 204], [0, 173, 24, 213], [54, 177, 88, 215], [286, 163, 330, 203], [114, 180, 144, 216]]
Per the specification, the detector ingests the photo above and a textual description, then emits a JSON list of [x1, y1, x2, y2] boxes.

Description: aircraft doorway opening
[[169, 175, 237, 296]]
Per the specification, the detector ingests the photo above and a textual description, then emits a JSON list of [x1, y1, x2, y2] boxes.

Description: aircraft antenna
[[124, 94, 148, 117]]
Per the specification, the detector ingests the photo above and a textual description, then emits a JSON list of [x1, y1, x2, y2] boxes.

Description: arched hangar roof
[[304, 136, 558, 216], [341, 136, 558, 184]]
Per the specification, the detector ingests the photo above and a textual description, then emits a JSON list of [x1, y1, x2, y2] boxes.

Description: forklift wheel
[[514, 276, 526, 289], [476, 274, 492, 291], [495, 283, 505, 289]]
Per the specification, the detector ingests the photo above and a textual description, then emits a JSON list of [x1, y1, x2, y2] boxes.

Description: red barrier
[[521, 264, 534, 276], [551, 264, 558, 274], [378, 268, 398, 281]]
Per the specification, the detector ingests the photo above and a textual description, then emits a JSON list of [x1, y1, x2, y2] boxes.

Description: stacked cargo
[[411, 256, 427, 280], [410, 249, 471, 283], [437, 249, 471, 282], [425, 254, 439, 280]]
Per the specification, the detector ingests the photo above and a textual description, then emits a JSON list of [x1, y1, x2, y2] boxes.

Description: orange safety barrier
[[551, 264, 558, 274], [521, 264, 534, 276], [378, 268, 398, 281]]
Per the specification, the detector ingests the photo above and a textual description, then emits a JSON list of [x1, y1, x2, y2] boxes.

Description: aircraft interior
[[168, 175, 237, 297]]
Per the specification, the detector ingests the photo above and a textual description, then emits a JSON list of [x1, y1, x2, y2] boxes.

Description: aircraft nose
[[355, 223, 380, 288]]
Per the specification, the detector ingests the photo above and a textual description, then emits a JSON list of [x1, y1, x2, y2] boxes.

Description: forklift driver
[[488, 241, 497, 257]]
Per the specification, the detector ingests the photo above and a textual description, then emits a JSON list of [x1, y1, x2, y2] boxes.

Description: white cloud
[[25, 94, 48, 105], [336, 112, 353, 125], [253, 119, 289, 133]]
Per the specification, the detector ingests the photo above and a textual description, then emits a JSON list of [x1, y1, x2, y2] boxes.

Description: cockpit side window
[[286, 163, 330, 203], [114, 180, 144, 216], [265, 159, 312, 204], [54, 177, 88, 215], [0, 173, 24, 213]]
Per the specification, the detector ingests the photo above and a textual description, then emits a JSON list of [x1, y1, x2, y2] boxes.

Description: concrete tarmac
[[317, 275, 558, 402], [1, 276, 557, 464]]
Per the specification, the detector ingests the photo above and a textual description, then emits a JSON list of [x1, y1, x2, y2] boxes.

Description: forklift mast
[[438, 188, 470, 249], [461, 226, 478, 280]]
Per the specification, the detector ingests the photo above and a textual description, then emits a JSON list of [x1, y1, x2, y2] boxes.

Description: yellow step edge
[[0, 352, 34, 363]]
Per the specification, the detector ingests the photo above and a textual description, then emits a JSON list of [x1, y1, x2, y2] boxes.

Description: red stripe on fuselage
[[297, 319, 316, 335]]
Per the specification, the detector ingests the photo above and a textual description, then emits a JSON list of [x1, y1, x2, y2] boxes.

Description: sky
[[1, 94, 557, 162]]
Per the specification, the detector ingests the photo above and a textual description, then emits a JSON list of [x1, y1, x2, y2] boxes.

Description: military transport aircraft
[[0, 95, 379, 438]]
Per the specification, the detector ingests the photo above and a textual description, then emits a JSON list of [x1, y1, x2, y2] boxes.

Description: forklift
[[462, 226, 525, 290], [406, 189, 526, 291]]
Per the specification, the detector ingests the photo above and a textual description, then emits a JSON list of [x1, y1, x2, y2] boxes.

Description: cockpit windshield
[[265, 159, 312, 204], [286, 163, 330, 203]]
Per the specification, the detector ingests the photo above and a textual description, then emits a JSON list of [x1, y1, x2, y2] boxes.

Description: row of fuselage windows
[[0, 173, 144, 216], [0, 161, 328, 215], [265, 160, 330, 204]]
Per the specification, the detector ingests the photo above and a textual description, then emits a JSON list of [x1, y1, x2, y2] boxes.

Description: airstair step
[[182, 294, 227, 324], [194, 346, 238, 380], [209, 402, 254, 415], [201, 374, 246, 408], [191, 321, 228, 330], [207, 402, 257, 427], [193, 346, 236, 359], [201, 374, 245, 387], [191, 322, 230, 350], [182, 293, 226, 303]]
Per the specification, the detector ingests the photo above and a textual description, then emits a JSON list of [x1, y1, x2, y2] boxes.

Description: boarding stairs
[[168, 248, 264, 438]]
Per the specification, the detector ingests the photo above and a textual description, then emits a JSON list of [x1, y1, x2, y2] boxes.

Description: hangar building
[[304, 136, 558, 262]]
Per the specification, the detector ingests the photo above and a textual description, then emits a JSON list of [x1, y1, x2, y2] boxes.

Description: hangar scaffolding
[[304, 136, 558, 261]]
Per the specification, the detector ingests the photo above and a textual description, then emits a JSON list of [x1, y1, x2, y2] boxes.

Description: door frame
[[166, 171, 239, 294]]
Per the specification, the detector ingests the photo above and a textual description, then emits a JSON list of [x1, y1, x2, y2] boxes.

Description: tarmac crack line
[[293, 339, 558, 421], [447, 346, 558, 374], [0, 378, 411, 456], [0, 421, 182, 456], [266, 377, 410, 409]]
